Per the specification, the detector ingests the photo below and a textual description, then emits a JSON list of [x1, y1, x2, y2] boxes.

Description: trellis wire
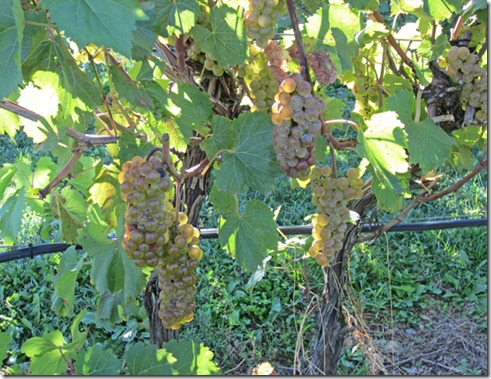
[[0, 218, 486, 264]]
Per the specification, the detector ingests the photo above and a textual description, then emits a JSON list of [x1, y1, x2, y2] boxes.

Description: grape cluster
[[187, 43, 225, 77], [157, 212, 202, 330], [244, 0, 287, 48], [238, 44, 277, 111], [308, 166, 364, 267], [272, 74, 325, 178], [444, 46, 488, 123], [119, 156, 174, 267], [349, 55, 377, 118]]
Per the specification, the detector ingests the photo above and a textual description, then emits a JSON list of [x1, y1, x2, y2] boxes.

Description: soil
[[346, 303, 488, 375]]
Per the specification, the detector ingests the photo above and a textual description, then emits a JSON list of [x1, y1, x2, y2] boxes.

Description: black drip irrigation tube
[[0, 218, 487, 264]]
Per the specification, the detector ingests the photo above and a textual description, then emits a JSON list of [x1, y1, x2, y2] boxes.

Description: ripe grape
[[272, 75, 325, 178], [119, 155, 174, 267], [157, 212, 202, 330], [308, 166, 364, 267]]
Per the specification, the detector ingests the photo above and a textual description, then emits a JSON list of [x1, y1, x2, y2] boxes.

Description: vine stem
[[320, 118, 358, 150], [372, 11, 413, 68], [39, 147, 85, 199], [420, 158, 487, 203], [66, 128, 119, 145], [357, 179, 440, 243], [285, 0, 311, 82], [323, 119, 360, 132], [0, 100, 42, 121]]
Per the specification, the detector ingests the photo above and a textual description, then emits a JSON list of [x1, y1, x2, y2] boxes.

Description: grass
[[0, 124, 487, 374]]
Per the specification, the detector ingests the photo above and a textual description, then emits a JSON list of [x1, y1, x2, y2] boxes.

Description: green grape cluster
[[157, 212, 202, 330], [119, 156, 174, 267], [272, 74, 325, 179], [445, 46, 488, 123], [308, 166, 364, 267], [238, 43, 278, 111], [349, 55, 377, 118], [244, 0, 287, 48], [187, 43, 225, 77]]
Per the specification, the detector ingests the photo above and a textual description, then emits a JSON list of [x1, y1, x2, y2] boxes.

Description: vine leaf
[[0, 0, 24, 99], [22, 37, 100, 125], [40, 0, 147, 57], [109, 62, 153, 110], [51, 246, 85, 317], [201, 115, 234, 159], [154, 0, 199, 37], [124, 342, 173, 375], [425, 0, 462, 22], [164, 83, 213, 143], [215, 111, 280, 194], [21, 330, 73, 375], [356, 111, 409, 212], [308, 51, 336, 84], [51, 187, 87, 244], [0, 187, 25, 245], [191, 5, 247, 67], [218, 200, 278, 272], [77, 207, 146, 314], [74, 344, 122, 375], [163, 339, 221, 375], [209, 186, 236, 218], [0, 105, 20, 139], [385, 90, 455, 173]]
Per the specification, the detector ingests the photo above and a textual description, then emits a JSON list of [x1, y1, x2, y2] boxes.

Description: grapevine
[[271, 74, 325, 178], [308, 166, 364, 267]]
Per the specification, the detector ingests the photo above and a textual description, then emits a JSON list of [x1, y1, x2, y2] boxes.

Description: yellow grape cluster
[[187, 43, 225, 77], [349, 55, 377, 118], [272, 74, 325, 179], [444, 46, 487, 123], [73, 43, 105, 64], [309, 166, 364, 267], [119, 155, 203, 330], [157, 212, 202, 330], [119, 156, 174, 267], [238, 43, 278, 111], [244, 0, 287, 48]]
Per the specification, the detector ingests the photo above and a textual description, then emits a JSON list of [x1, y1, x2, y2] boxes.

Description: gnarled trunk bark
[[305, 192, 376, 375], [144, 145, 210, 347]]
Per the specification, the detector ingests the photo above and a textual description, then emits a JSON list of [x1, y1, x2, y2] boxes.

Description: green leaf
[[0, 187, 25, 245], [370, 171, 407, 212], [40, 0, 147, 57], [209, 186, 237, 217], [424, 0, 462, 22], [164, 339, 221, 375], [0, 332, 12, 363], [75, 344, 122, 375], [164, 83, 212, 143], [0, 106, 20, 138], [430, 33, 448, 61], [154, 0, 199, 37], [405, 118, 455, 173], [0, 164, 16, 199], [51, 187, 87, 244], [385, 90, 454, 173], [322, 96, 348, 123], [22, 330, 67, 357], [331, 28, 357, 72], [191, 5, 247, 67], [219, 200, 277, 272], [77, 207, 146, 302], [201, 115, 234, 159], [51, 246, 85, 316], [70, 309, 88, 344], [215, 111, 280, 193], [356, 111, 409, 193], [22, 37, 100, 125], [0, 0, 24, 99], [108, 62, 153, 109], [124, 342, 173, 375]]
